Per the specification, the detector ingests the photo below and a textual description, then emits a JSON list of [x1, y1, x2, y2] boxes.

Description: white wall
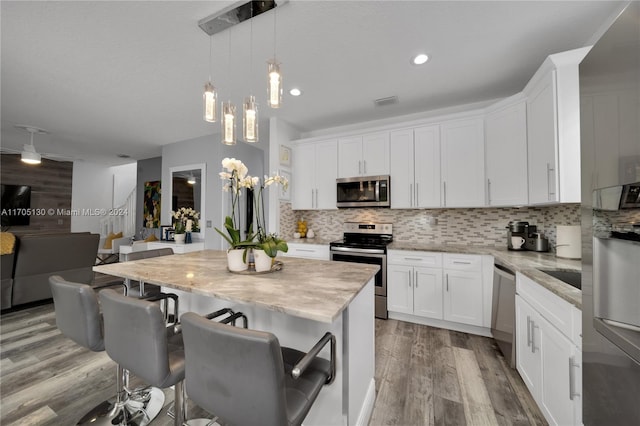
[[161, 134, 264, 249], [71, 161, 137, 233]]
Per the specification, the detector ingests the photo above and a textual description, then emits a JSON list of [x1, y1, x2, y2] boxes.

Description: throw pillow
[[0, 232, 16, 255], [144, 234, 158, 242], [103, 232, 116, 249]]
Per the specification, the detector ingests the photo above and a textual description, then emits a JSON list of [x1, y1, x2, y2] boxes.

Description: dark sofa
[[1, 232, 100, 310]]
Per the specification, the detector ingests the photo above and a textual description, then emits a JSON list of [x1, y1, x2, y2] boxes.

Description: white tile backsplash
[[280, 203, 581, 251]]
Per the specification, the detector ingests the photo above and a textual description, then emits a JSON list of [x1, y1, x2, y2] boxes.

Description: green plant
[[215, 158, 255, 249], [256, 233, 289, 258]]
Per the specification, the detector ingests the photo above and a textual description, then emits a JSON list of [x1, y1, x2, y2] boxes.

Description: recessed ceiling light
[[289, 88, 302, 96], [412, 53, 429, 65], [117, 154, 131, 158]]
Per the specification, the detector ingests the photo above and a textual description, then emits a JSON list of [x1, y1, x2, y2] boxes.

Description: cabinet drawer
[[443, 254, 482, 272], [388, 250, 442, 267], [284, 244, 329, 260], [516, 272, 576, 342]]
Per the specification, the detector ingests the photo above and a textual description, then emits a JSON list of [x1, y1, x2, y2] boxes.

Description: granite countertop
[[388, 242, 582, 309], [94, 249, 378, 323]]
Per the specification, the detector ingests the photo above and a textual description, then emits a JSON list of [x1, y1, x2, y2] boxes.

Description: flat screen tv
[[1, 184, 32, 226]]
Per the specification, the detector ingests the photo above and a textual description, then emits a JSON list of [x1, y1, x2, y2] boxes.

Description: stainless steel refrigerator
[[580, 2, 640, 424]]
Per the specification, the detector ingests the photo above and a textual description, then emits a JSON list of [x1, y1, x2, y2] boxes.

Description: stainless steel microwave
[[336, 175, 390, 208]]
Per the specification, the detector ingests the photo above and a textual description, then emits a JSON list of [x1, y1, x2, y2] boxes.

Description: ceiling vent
[[374, 96, 399, 107], [198, 1, 286, 36]]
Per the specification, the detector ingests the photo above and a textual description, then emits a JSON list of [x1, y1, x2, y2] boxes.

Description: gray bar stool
[[49, 275, 164, 426], [181, 312, 336, 426], [99, 288, 189, 426], [98, 288, 246, 426], [120, 247, 174, 296]]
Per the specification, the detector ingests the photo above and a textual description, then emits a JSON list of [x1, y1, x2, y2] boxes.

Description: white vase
[[174, 233, 186, 244], [253, 249, 273, 272], [227, 248, 248, 272]]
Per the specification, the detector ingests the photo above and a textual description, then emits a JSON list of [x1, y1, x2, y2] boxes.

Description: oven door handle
[[330, 247, 386, 256], [330, 246, 386, 255]]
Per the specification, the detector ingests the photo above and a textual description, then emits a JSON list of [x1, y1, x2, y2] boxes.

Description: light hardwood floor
[[1, 300, 546, 425]]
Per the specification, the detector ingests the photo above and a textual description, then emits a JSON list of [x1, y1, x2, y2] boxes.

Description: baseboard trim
[[355, 379, 376, 426], [388, 312, 493, 337]]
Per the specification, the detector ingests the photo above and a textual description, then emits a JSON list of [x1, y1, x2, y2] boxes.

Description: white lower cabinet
[[443, 269, 483, 327], [388, 264, 443, 319], [516, 273, 582, 425], [281, 243, 329, 261], [388, 251, 491, 333]]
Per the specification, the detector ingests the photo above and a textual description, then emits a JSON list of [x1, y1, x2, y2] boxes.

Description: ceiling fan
[[0, 125, 78, 163]]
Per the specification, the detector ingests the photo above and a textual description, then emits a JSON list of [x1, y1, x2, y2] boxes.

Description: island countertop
[[93, 249, 379, 323]]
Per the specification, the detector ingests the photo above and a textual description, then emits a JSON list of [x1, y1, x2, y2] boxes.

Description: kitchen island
[[94, 249, 379, 425]]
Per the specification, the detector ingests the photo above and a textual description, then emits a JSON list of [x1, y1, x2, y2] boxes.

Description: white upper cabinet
[[292, 139, 338, 210], [524, 47, 589, 204], [485, 99, 529, 206], [389, 125, 441, 208], [441, 117, 486, 207], [338, 131, 389, 178]]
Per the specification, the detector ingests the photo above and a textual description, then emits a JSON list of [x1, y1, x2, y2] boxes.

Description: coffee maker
[[506, 221, 549, 252]]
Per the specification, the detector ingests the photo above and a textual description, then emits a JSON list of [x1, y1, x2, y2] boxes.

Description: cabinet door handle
[[363, 160, 367, 174], [404, 257, 424, 261], [531, 320, 538, 353], [409, 270, 412, 288], [443, 181, 447, 206], [546, 163, 556, 200], [415, 182, 419, 206], [569, 356, 580, 400], [315, 188, 318, 208], [409, 183, 413, 207], [526, 316, 532, 347], [452, 261, 471, 265], [415, 271, 418, 288], [359, 160, 362, 175], [445, 274, 449, 292], [487, 178, 492, 205]]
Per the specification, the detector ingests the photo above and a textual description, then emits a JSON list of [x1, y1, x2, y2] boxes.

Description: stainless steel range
[[330, 222, 392, 319]]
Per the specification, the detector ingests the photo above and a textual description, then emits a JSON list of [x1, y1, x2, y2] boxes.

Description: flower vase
[[227, 249, 248, 272], [253, 249, 273, 272], [175, 233, 186, 244], [185, 232, 192, 244]]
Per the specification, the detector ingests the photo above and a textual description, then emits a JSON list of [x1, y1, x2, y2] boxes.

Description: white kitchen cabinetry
[[485, 98, 529, 206], [516, 273, 582, 425], [281, 242, 330, 260], [338, 131, 389, 178], [524, 47, 589, 205], [389, 125, 441, 208], [443, 254, 484, 327], [388, 251, 492, 335], [440, 118, 486, 207], [292, 139, 337, 210]]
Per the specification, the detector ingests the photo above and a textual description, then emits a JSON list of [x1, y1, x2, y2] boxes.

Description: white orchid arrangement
[[171, 206, 200, 234], [216, 157, 289, 257]]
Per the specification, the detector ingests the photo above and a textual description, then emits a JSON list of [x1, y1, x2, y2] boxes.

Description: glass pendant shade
[[221, 101, 236, 145], [267, 60, 282, 108], [243, 96, 258, 143], [203, 82, 217, 122]]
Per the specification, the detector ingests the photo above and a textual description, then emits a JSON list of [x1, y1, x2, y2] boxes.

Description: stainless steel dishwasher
[[491, 262, 516, 368]]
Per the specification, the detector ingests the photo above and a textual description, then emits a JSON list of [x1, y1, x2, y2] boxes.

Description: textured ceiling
[[0, 1, 624, 165]]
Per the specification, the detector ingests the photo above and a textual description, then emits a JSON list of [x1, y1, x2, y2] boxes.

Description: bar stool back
[[181, 312, 335, 426]]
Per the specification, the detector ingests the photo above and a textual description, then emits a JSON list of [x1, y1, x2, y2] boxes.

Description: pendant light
[[221, 30, 236, 145], [243, 3, 258, 142], [203, 36, 217, 122], [267, 5, 282, 108]]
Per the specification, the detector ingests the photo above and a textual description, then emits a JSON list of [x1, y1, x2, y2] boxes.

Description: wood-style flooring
[[1, 297, 546, 425]]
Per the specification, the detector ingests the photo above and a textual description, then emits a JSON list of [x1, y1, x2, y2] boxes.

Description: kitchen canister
[[556, 225, 582, 259]]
